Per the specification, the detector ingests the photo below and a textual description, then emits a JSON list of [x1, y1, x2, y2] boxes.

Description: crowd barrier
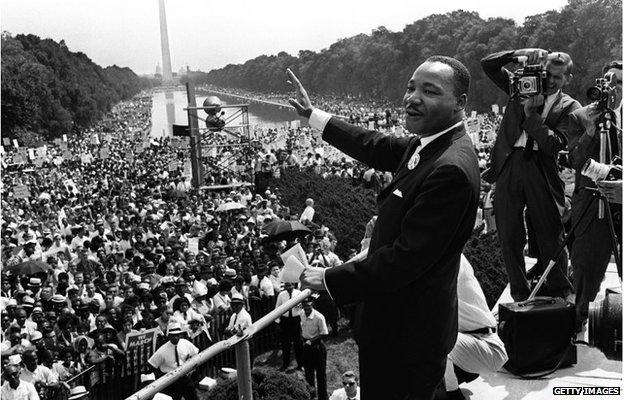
[[54, 297, 279, 400]]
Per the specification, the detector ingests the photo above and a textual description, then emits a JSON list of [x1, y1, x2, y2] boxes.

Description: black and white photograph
[[0, 0, 621, 399]]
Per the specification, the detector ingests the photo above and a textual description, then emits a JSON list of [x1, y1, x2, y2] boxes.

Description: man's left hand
[[299, 266, 327, 291], [522, 94, 545, 116]]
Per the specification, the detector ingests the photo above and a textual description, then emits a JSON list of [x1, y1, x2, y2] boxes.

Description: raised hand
[[286, 68, 313, 119]]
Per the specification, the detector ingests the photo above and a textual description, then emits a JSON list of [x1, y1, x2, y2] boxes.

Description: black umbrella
[[262, 220, 311, 242], [4, 259, 52, 275]]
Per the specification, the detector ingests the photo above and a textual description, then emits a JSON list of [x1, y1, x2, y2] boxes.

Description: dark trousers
[[280, 316, 303, 368], [495, 151, 572, 301], [303, 340, 327, 400], [571, 190, 622, 329], [162, 373, 198, 400]]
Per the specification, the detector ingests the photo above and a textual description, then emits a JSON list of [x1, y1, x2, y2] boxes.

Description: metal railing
[[126, 288, 312, 400]]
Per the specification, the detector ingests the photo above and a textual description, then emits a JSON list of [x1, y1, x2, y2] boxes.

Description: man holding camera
[[564, 60, 622, 332], [481, 49, 580, 301]]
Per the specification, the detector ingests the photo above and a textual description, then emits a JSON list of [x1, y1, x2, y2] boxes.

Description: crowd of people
[[0, 91, 351, 399], [3, 51, 617, 400]]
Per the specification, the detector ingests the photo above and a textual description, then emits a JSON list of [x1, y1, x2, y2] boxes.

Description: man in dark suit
[[564, 60, 622, 331], [481, 49, 580, 301], [289, 55, 480, 400]]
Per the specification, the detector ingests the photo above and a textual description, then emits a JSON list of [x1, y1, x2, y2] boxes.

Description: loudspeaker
[[498, 297, 577, 374]]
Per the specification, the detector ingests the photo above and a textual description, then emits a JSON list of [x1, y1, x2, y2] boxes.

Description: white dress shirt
[[300, 309, 328, 340], [275, 289, 302, 322], [148, 339, 198, 373], [330, 387, 360, 400], [1, 381, 40, 400], [227, 308, 253, 332]]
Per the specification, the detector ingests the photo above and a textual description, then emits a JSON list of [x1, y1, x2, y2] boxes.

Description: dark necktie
[[524, 104, 545, 159], [174, 344, 180, 366], [287, 291, 293, 318]]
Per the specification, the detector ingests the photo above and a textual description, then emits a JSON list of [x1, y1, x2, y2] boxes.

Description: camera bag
[[498, 296, 576, 375]]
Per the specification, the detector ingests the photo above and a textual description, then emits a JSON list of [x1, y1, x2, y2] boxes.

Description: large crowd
[[0, 84, 509, 399]]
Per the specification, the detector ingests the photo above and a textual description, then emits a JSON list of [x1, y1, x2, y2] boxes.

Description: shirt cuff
[[322, 268, 334, 302], [309, 109, 332, 132]]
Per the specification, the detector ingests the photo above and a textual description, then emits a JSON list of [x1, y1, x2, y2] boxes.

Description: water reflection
[[150, 89, 307, 138]]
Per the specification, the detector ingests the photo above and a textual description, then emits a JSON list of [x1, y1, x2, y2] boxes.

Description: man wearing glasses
[[330, 371, 360, 400]]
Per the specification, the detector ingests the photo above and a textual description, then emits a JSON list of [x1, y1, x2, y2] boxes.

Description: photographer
[[565, 60, 622, 332], [481, 49, 581, 301]]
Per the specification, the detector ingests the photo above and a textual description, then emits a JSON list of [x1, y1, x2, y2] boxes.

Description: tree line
[[195, 0, 621, 112], [1, 32, 153, 144]]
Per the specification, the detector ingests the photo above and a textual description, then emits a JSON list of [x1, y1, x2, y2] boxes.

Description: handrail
[[126, 250, 367, 400], [125, 288, 312, 400], [64, 365, 96, 384]]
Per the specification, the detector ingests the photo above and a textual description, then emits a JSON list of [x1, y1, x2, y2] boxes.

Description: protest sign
[[188, 237, 199, 255], [491, 104, 500, 114], [3, 138, 11, 146], [13, 139, 19, 148], [36, 146, 47, 158], [125, 328, 158, 352], [28, 149, 36, 159], [33, 157, 45, 167], [63, 134, 67, 142], [14, 185, 30, 199]]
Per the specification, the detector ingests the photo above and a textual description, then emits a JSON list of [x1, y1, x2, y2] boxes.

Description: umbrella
[[262, 220, 311, 242], [4, 259, 52, 275], [216, 202, 245, 212]]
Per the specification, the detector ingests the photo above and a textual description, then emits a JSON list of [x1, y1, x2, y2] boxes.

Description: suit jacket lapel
[[378, 125, 466, 202], [544, 91, 563, 127]]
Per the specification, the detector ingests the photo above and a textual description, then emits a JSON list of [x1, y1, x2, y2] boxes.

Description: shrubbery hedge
[[268, 169, 376, 259], [270, 169, 507, 308], [205, 368, 311, 400]]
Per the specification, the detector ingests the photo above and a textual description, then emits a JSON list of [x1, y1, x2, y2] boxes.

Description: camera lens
[[586, 87, 602, 101]]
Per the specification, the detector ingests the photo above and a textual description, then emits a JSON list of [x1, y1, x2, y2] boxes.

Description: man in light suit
[[481, 49, 581, 301], [290, 55, 480, 400]]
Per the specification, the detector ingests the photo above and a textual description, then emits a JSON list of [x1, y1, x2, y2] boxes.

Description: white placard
[[188, 237, 199, 255]]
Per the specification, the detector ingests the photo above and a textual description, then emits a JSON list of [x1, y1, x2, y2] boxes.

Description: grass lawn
[[253, 318, 359, 394]]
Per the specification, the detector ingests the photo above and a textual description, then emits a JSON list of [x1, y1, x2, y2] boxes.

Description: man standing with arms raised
[[290, 55, 480, 400]]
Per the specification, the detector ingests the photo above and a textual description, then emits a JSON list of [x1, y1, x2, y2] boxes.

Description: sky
[[1, 0, 569, 76]]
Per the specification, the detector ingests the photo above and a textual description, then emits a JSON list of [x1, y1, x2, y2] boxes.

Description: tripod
[[528, 187, 621, 300]]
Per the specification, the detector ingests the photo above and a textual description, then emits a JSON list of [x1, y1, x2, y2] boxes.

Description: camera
[[586, 72, 618, 111], [509, 56, 548, 97], [581, 158, 622, 182], [588, 287, 622, 360]]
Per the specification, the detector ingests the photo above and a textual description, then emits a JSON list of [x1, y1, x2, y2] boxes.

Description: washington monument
[[158, 0, 173, 83]]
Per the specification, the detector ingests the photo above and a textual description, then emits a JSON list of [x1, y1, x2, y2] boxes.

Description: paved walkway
[[463, 258, 622, 399]]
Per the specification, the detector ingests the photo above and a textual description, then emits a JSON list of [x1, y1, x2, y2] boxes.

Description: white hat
[[167, 322, 183, 335], [231, 293, 245, 304], [68, 386, 89, 400], [8, 354, 21, 365]]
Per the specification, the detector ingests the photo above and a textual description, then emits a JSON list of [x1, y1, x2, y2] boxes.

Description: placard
[[491, 104, 500, 114], [125, 328, 158, 352], [36, 146, 47, 158], [13, 185, 31, 199], [188, 237, 199, 255], [3, 138, 10, 146]]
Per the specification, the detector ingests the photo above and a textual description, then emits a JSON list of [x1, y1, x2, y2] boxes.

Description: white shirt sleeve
[[309, 109, 333, 132], [322, 269, 335, 302]]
